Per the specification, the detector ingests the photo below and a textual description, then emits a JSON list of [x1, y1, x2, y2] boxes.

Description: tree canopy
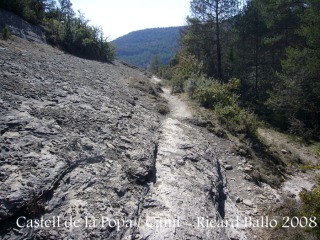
[[165, 0, 320, 140], [0, 0, 115, 62]]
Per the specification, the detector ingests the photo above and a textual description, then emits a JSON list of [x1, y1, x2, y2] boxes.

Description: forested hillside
[[0, 0, 114, 62], [161, 0, 320, 141], [112, 27, 182, 70]]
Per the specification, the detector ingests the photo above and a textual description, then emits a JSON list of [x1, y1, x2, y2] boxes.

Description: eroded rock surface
[[0, 39, 161, 239], [0, 9, 46, 43], [137, 89, 228, 239], [0, 37, 294, 240]]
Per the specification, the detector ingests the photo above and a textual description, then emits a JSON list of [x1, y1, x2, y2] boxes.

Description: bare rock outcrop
[[0, 9, 46, 43], [0, 39, 161, 239], [0, 22, 275, 240]]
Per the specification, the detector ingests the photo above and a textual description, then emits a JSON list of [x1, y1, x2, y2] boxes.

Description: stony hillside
[[0, 35, 237, 239], [0, 37, 164, 239], [0, 9, 46, 43], [0, 37, 241, 239]]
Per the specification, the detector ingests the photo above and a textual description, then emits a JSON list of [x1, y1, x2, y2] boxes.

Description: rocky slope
[[0, 36, 250, 239], [0, 37, 164, 239], [0, 35, 238, 239], [1, 36, 318, 240], [0, 9, 46, 43], [137, 88, 228, 239]]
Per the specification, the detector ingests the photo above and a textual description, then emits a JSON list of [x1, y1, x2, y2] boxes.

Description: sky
[[71, 0, 191, 40]]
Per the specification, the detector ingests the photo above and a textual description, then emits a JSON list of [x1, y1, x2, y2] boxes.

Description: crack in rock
[[136, 88, 229, 239]]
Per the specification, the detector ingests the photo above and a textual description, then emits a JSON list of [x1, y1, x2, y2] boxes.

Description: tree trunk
[[255, 36, 258, 90], [215, 0, 222, 80]]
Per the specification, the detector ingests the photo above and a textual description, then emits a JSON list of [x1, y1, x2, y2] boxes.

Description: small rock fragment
[[106, 143, 115, 149], [176, 159, 185, 165], [224, 165, 233, 170], [243, 199, 253, 207]]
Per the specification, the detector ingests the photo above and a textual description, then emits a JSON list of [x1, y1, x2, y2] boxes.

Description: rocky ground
[[137, 87, 229, 239], [1, 36, 319, 240], [0, 37, 163, 239]]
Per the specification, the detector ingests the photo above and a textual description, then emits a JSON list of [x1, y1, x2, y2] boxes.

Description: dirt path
[[137, 87, 224, 239], [137, 85, 245, 239], [137, 79, 304, 240], [146, 85, 320, 240], [161, 88, 192, 120]]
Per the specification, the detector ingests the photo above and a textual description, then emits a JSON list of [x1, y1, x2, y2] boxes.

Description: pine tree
[[190, 0, 239, 80]]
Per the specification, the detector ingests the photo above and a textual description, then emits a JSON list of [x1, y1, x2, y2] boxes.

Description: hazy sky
[[71, 0, 191, 40]]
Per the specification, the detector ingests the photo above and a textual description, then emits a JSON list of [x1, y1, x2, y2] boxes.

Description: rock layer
[[0, 9, 46, 43], [1, 38, 259, 240], [137, 88, 227, 239], [0, 39, 161, 239]]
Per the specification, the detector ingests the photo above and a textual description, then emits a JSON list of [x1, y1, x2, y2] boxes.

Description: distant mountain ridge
[[112, 26, 183, 69]]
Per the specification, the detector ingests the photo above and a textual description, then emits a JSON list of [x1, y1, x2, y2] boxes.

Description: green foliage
[[256, 0, 320, 138], [192, 77, 259, 135], [2, 26, 11, 40], [267, 45, 320, 138], [233, 0, 269, 86], [170, 51, 203, 93], [0, 0, 114, 62], [22, 6, 38, 24], [225, 78, 241, 92], [214, 102, 258, 135], [184, 77, 200, 97], [164, 0, 320, 140], [171, 78, 186, 94], [0, 0, 47, 24], [299, 177, 320, 237], [157, 65, 173, 80], [194, 80, 236, 108], [46, 16, 115, 62], [253, 166, 320, 238], [190, 0, 239, 79], [181, 17, 216, 77]]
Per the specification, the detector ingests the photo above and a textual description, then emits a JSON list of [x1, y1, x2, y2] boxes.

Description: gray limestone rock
[[0, 38, 161, 239]]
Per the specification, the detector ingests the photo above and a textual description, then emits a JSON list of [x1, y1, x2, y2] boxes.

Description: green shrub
[[45, 19, 63, 45], [214, 102, 258, 135], [170, 51, 203, 93], [2, 26, 11, 40], [193, 78, 259, 135], [299, 177, 320, 237], [0, 0, 114, 62], [170, 77, 185, 93], [193, 80, 237, 108], [194, 86, 219, 108], [22, 7, 39, 24], [226, 78, 241, 92], [267, 178, 320, 239]]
